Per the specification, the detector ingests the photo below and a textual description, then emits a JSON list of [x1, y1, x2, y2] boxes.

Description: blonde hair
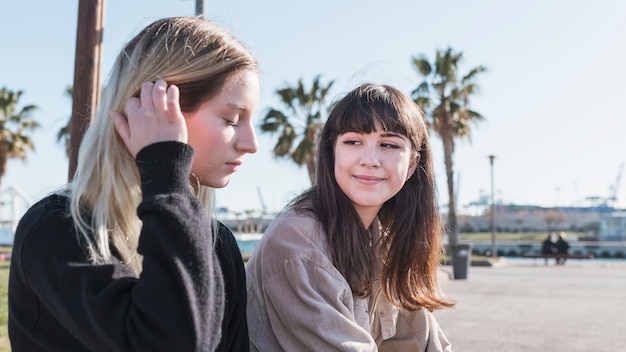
[[69, 17, 258, 273]]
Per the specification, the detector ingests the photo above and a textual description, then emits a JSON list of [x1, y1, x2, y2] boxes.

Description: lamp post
[[488, 155, 496, 257], [196, 0, 205, 17]]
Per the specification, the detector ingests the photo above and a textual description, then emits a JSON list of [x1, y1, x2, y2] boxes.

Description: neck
[[355, 205, 381, 229]]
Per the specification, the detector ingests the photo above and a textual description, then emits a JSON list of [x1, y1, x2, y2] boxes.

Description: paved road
[[433, 258, 626, 352]]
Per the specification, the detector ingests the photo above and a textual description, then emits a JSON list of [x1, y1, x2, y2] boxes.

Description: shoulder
[[24, 193, 68, 219], [260, 208, 325, 252], [270, 207, 321, 233], [216, 221, 237, 246], [13, 194, 71, 244], [11, 194, 86, 279], [214, 221, 243, 264], [247, 208, 335, 276]]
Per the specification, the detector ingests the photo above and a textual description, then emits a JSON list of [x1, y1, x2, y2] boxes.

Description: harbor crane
[[607, 162, 624, 205], [587, 162, 624, 207], [257, 186, 268, 216]]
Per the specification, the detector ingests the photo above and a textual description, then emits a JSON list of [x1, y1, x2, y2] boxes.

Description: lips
[[226, 160, 243, 172], [354, 175, 384, 185]]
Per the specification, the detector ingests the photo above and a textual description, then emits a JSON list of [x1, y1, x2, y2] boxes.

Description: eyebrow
[[226, 103, 247, 111], [380, 132, 404, 138]]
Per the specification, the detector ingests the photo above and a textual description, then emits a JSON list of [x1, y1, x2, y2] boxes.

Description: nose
[[359, 146, 380, 168], [237, 122, 258, 154]]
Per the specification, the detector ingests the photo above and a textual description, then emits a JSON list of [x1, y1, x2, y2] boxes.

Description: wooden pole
[[68, 0, 105, 181]]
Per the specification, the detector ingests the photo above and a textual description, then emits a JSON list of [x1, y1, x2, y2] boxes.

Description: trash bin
[[450, 243, 473, 280]]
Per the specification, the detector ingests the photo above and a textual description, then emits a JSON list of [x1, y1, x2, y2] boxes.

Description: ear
[[406, 151, 420, 180]]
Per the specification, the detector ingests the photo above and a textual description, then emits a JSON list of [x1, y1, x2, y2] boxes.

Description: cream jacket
[[246, 208, 452, 351]]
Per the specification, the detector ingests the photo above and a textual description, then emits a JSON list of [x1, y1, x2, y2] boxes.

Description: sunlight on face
[[334, 125, 417, 227], [185, 70, 260, 188]]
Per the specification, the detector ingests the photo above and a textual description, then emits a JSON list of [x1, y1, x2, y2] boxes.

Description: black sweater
[[8, 142, 248, 351], [214, 222, 248, 352]]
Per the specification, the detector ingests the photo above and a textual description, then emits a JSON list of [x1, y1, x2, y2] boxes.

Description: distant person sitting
[[541, 233, 557, 265], [555, 231, 571, 265]]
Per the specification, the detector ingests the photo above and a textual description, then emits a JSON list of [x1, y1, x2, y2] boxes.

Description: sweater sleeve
[[246, 211, 377, 351], [263, 258, 376, 351], [10, 141, 224, 352]]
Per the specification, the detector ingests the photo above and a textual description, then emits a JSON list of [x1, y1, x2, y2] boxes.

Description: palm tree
[[0, 87, 41, 188], [56, 86, 73, 157], [260, 75, 334, 184], [411, 47, 486, 247]]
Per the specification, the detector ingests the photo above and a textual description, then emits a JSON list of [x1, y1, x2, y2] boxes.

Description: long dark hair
[[293, 83, 453, 311]]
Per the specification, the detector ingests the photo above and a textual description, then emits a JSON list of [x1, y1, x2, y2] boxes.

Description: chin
[[207, 178, 230, 189]]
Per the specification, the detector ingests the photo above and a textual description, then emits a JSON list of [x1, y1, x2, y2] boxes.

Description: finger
[[152, 79, 168, 115], [166, 84, 183, 123], [139, 81, 155, 110], [166, 84, 188, 143], [125, 96, 141, 116]]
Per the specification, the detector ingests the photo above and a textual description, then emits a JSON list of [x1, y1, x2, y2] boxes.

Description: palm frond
[[260, 76, 335, 184], [272, 127, 296, 157], [260, 108, 289, 132], [411, 57, 432, 76], [461, 66, 487, 83], [291, 138, 315, 165], [0, 87, 40, 168]]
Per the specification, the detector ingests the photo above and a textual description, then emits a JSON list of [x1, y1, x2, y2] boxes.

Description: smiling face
[[185, 70, 260, 188], [334, 122, 417, 227]]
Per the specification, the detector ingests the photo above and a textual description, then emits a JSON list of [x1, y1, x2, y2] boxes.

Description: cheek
[[397, 158, 414, 181], [185, 117, 202, 147], [334, 161, 350, 194], [333, 160, 341, 181], [333, 144, 352, 168], [187, 118, 221, 151], [188, 132, 205, 154]]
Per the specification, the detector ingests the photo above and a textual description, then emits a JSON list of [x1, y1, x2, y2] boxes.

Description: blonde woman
[[9, 17, 258, 351]]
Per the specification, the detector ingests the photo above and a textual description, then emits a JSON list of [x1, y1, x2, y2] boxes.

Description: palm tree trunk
[[441, 109, 458, 246], [305, 127, 318, 185], [442, 113, 468, 280], [443, 135, 458, 246], [0, 137, 6, 182]]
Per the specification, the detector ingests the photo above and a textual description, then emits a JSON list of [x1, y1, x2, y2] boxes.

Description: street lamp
[[196, 0, 206, 17], [488, 155, 496, 257]]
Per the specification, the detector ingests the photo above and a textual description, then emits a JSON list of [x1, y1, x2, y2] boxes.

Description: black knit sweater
[[214, 222, 249, 352], [8, 142, 247, 351]]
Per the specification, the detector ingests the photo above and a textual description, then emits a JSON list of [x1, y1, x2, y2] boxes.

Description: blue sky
[[2, 0, 626, 214]]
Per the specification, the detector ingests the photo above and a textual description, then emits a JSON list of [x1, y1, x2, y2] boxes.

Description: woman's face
[[185, 70, 260, 188], [334, 123, 417, 227]]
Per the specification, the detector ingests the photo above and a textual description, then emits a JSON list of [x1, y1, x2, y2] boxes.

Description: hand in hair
[[111, 79, 188, 158]]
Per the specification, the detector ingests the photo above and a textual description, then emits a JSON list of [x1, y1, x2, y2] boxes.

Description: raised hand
[[111, 79, 188, 158]]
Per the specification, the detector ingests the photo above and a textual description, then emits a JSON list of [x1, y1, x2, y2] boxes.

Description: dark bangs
[[325, 84, 420, 148]]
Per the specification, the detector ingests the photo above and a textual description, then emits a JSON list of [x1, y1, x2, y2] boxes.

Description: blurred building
[[457, 203, 617, 236]]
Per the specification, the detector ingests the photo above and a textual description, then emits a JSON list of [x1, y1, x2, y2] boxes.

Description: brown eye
[[381, 143, 400, 149]]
